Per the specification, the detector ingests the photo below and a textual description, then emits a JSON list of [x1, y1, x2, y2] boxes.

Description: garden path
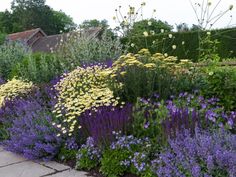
[[0, 146, 89, 177]]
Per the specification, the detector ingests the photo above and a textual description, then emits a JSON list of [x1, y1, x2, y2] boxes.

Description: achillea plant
[[53, 65, 120, 136], [0, 78, 34, 107], [151, 129, 236, 177]]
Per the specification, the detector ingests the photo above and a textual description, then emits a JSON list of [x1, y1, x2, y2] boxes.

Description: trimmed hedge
[[121, 28, 236, 62]]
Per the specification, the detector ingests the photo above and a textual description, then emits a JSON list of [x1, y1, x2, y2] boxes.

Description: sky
[[0, 0, 236, 30]]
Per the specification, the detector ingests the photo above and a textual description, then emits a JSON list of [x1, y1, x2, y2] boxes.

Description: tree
[[0, 0, 76, 35], [79, 19, 109, 30], [176, 23, 190, 32], [127, 18, 173, 37]]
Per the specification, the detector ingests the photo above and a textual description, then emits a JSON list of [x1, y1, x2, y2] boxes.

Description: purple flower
[[79, 104, 132, 145]]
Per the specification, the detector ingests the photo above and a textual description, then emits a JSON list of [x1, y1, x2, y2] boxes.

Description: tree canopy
[[0, 0, 76, 35], [127, 18, 173, 37]]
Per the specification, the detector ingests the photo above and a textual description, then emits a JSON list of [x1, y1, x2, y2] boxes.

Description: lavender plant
[[132, 92, 236, 144], [151, 128, 236, 177], [79, 104, 133, 145], [3, 98, 62, 160]]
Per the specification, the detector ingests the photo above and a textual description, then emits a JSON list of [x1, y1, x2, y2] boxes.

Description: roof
[[7, 28, 47, 42], [32, 33, 67, 53], [7, 27, 102, 53], [32, 27, 102, 53]]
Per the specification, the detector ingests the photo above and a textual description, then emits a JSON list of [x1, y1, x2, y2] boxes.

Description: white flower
[[57, 124, 61, 128], [161, 29, 165, 33], [143, 31, 149, 37], [164, 53, 168, 57], [207, 31, 211, 35], [182, 41, 185, 45], [172, 45, 177, 50], [168, 34, 173, 38], [57, 134, 61, 137], [148, 21, 152, 26], [131, 43, 135, 47], [150, 30, 155, 35], [209, 71, 214, 76], [62, 130, 67, 134]]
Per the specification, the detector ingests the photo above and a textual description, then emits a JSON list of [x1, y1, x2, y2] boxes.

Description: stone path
[[0, 146, 90, 177]]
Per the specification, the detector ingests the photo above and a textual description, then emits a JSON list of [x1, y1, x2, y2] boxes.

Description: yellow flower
[[143, 31, 149, 37], [172, 45, 177, 50]]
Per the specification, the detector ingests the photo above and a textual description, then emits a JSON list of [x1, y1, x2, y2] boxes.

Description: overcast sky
[[1, 0, 236, 30]]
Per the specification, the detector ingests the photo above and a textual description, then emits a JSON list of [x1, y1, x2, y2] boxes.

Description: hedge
[[121, 27, 236, 62]]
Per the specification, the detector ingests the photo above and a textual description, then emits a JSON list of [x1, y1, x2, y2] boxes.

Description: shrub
[[10, 53, 64, 83], [201, 66, 236, 110], [79, 104, 133, 145], [121, 27, 236, 61], [57, 30, 124, 70], [100, 134, 152, 177], [151, 129, 236, 177], [0, 78, 34, 107], [76, 137, 102, 170], [0, 41, 30, 79], [52, 65, 120, 137], [4, 102, 62, 160], [1, 84, 62, 160], [112, 49, 201, 102], [132, 92, 236, 144]]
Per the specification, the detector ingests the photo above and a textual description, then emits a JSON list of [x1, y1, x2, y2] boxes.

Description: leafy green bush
[[112, 49, 202, 102], [57, 30, 125, 70], [121, 27, 236, 62], [0, 41, 30, 79], [10, 53, 63, 83], [201, 66, 236, 110]]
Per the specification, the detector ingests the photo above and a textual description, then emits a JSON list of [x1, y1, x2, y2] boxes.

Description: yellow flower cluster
[[53, 65, 120, 135], [112, 49, 193, 76], [0, 78, 34, 107]]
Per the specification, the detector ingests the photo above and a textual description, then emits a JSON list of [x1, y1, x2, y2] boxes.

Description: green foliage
[[128, 18, 173, 37], [0, 0, 76, 35], [10, 53, 63, 83], [0, 41, 30, 79], [57, 147, 77, 162], [0, 33, 6, 45], [113, 49, 203, 103], [201, 66, 236, 110], [57, 30, 124, 69], [100, 149, 131, 177], [132, 100, 168, 144], [121, 28, 236, 62], [79, 19, 109, 30]]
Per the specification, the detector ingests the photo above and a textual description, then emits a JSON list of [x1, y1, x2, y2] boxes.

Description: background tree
[[127, 18, 173, 37], [176, 23, 190, 32], [79, 19, 109, 30], [0, 0, 76, 35]]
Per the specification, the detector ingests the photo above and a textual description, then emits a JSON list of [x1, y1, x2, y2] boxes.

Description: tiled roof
[[32, 27, 102, 53], [7, 28, 46, 42], [7, 27, 102, 53]]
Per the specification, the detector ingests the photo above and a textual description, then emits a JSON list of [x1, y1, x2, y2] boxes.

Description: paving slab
[[0, 161, 55, 177], [47, 169, 89, 177], [39, 161, 70, 171], [0, 151, 26, 167]]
